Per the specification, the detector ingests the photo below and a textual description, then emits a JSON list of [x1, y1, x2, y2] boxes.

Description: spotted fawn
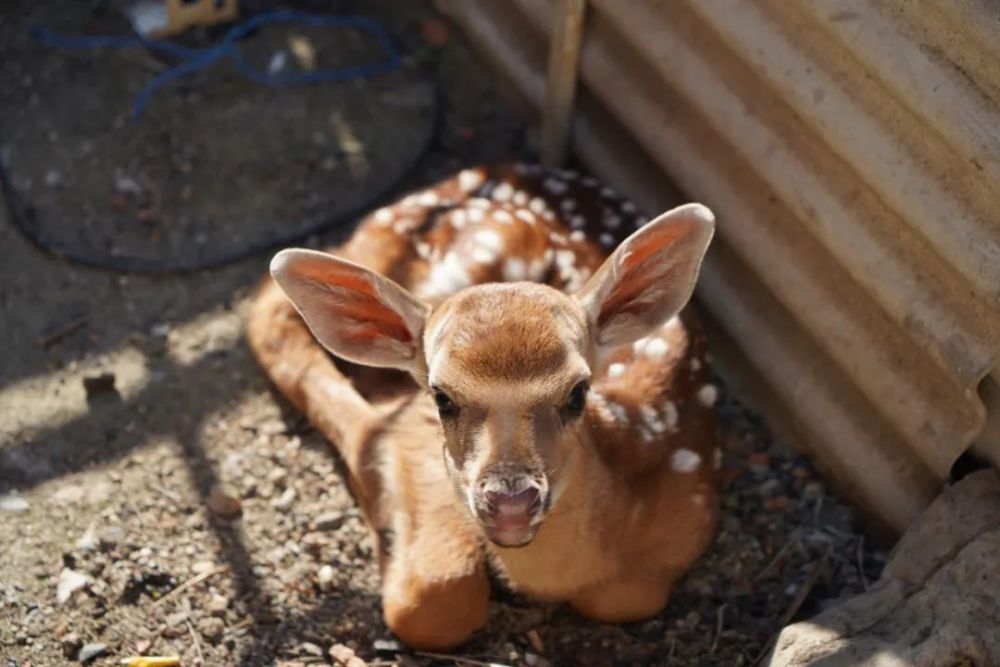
[[247, 163, 721, 650]]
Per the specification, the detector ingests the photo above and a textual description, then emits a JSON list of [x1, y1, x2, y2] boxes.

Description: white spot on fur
[[459, 169, 484, 192], [451, 209, 467, 229], [607, 362, 626, 378], [599, 233, 615, 247], [570, 215, 586, 229], [493, 210, 513, 224], [671, 448, 701, 473], [550, 232, 568, 244], [690, 358, 702, 371], [472, 247, 498, 264], [662, 401, 679, 431], [697, 384, 719, 407], [607, 401, 628, 422], [600, 186, 615, 198], [418, 191, 439, 207], [622, 201, 637, 214], [560, 198, 577, 212], [374, 207, 393, 225], [467, 208, 484, 222], [414, 241, 432, 259], [513, 190, 528, 206], [503, 258, 527, 281], [570, 230, 586, 243], [492, 182, 514, 202], [588, 391, 616, 425], [474, 229, 502, 250], [643, 338, 670, 359], [640, 405, 667, 434], [423, 251, 472, 296], [582, 176, 598, 187], [528, 259, 548, 280], [635, 215, 649, 228], [529, 197, 547, 214], [515, 209, 535, 223], [604, 214, 621, 229]]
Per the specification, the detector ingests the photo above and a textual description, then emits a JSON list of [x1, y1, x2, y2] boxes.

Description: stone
[[77, 643, 107, 663], [317, 564, 335, 592], [330, 643, 368, 667], [207, 593, 229, 616], [197, 616, 225, 643], [767, 470, 1000, 667], [313, 511, 346, 531], [59, 632, 82, 658], [56, 568, 91, 604], [0, 494, 29, 512]]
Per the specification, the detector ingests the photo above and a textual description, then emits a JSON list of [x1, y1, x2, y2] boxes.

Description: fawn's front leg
[[380, 494, 490, 650]]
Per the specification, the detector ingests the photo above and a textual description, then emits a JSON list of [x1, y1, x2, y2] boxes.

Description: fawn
[[247, 163, 720, 650]]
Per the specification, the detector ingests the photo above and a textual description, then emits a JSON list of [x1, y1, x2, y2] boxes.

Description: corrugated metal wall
[[436, 0, 1000, 535]]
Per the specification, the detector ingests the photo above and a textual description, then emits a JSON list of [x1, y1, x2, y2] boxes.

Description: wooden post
[[540, 0, 587, 168]]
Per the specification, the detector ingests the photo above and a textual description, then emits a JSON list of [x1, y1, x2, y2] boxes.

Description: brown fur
[[247, 164, 720, 650]]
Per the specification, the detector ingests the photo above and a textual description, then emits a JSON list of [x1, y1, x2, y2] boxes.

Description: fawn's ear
[[270, 249, 431, 372], [574, 203, 714, 349]]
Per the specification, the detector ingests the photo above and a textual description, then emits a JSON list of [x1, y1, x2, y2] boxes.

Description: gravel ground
[[0, 1, 884, 666]]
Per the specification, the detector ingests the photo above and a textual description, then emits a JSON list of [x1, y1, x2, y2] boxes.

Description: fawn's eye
[[564, 381, 588, 417], [433, 389, 459, 418]]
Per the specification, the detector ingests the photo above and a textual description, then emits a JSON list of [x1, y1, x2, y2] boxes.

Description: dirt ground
[[0, 2, 884, 666]]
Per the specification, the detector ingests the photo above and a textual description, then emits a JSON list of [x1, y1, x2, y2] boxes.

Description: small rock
[[134, 638, 152, 654], [372, 638, 404, 654], [78, 643, 107, 663], [300, 641, 324, 656], [0, 494, 29, 513], [267, 51, 289, 74], [527, 628, 545, 654], [313, 512, 345, 531], [165, 611, 189, 627], [197, 616, 225, 643], [191, 560, 217, 575], [207, 485, 242, 518], [56, 567, 91, 604], [60, 631, 82, 658], [207, 593, 229, 616], [76, 524, 99, 551], [317, 564, 335, 592], [272, 487, 297, 512], [330, 643, 367, 667]]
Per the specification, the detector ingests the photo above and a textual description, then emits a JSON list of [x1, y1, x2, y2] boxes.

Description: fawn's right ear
[[270, 249, 431, 373]]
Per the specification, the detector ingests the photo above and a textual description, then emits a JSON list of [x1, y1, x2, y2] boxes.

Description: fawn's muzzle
[[475, 478, 546, 548]]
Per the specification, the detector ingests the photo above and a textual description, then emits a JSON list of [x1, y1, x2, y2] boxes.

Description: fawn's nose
[[485, 487, 540, 517]]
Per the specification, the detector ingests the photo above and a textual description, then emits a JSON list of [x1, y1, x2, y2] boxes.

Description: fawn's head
[[271, 203, 714, 547]]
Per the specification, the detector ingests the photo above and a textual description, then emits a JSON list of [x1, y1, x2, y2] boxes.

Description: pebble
[[317, 564, 335, 592], [207, 485, 242, 518], [372, 638, 404, 655], [197, 616, 225, 643], [272, 487, 297, 512], [60, 631, 82, 658], [75, 524, 99, 551], [300, 641, 324, 656], [56, 567, 91, 604], [330, 643, 367, 667], [0, 494, 29, 512], [207, 593, 229, 616], [191, 560, 217, 575], [78, 643, 108, 663], [313, 511, 345, 531]]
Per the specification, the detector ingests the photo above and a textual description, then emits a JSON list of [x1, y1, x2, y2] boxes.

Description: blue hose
[[30, 11, 404, 118]]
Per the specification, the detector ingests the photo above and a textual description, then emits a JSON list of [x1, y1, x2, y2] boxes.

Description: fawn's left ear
[[574, 203, 714, 349], [270, 249, 431, 373]]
